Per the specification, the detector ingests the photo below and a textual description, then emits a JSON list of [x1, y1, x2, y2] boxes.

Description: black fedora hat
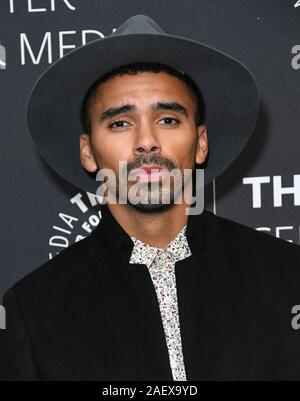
[[26, 14, 259, 194]]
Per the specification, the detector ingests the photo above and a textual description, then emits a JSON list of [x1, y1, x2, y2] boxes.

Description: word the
[[243, 175, 300, 208]]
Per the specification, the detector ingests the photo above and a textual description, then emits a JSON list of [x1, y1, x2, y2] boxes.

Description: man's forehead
[[92, 73, 191, 108], [103, 70, 183, 83], [96, 71, 189, 95]]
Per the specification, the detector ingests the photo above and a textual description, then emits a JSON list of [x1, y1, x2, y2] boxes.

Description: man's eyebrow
[[99, 101, 188, 123], [151, 101, 188, 117], [100, 104, 136, 123]]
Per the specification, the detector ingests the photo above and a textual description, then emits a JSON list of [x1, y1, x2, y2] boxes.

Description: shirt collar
[[91, 203, 219, 264], [129, 224, 192, 267]]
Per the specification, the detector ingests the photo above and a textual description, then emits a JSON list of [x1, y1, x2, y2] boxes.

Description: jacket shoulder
[[209, 211, 300, 270], [3, 232, 93, 304], [212, 211, 299, 249]]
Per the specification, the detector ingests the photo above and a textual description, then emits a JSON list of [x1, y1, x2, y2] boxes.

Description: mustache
[[127, 155, 176, 172]]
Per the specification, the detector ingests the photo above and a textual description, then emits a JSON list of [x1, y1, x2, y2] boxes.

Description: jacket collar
[[90, 203, 220, 264]]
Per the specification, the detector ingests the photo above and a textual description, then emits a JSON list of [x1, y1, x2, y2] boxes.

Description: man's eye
[[159, 117, 180, 126], [108, 120, 130, 129], [108, 118, 180, 129]]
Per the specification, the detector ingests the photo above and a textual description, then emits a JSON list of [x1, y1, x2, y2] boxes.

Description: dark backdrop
[[0, 0, 299, 301]]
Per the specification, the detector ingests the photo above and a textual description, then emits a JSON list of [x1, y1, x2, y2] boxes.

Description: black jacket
[[1, 204, 300, 380]]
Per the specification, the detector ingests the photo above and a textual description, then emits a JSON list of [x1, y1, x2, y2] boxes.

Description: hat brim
[[26, 32, 259, 194]]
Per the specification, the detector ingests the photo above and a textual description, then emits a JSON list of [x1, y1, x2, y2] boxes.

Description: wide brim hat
[[26, 14, 259, 194]]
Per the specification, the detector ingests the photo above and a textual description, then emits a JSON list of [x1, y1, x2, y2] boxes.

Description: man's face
[[80, 71, 208, 212]]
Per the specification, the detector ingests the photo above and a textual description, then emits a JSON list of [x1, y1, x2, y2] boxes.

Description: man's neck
[[106, 203, 189, 249]]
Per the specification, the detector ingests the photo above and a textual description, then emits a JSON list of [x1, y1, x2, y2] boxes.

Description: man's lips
[[130, 165, 169, 183], [140, 165, 164, 173]]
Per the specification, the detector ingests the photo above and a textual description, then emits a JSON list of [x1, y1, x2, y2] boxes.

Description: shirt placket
[[148, 250, 187, 381]]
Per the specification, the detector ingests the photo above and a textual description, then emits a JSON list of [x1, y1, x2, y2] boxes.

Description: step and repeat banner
[[0, 0, 299, 300]]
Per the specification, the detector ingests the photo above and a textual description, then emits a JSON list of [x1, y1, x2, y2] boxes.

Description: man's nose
[[132, 123, 162, 156]]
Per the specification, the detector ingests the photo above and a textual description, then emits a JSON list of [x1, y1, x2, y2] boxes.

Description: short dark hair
[[80, 62, 206, 134]]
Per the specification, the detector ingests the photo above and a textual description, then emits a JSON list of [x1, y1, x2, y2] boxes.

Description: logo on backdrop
[[48, 191, 103, 259], [294, 0, 300, 8]]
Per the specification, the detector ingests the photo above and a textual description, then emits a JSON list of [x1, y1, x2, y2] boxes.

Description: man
[[1, 15, 300, 381]]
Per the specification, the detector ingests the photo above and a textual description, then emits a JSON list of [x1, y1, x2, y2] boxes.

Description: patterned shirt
[[129, 225, 192, 381]]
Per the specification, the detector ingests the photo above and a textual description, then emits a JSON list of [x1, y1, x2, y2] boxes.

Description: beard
[[96, 154, 195, 213], [116, 173, 187, 213]]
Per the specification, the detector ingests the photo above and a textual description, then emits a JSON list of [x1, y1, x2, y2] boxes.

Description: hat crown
[[113, 14, 165, 36]]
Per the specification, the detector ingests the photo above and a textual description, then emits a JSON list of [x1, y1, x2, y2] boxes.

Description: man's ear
[[79, 133, 98, 173], [195, 125, 208, 164]]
